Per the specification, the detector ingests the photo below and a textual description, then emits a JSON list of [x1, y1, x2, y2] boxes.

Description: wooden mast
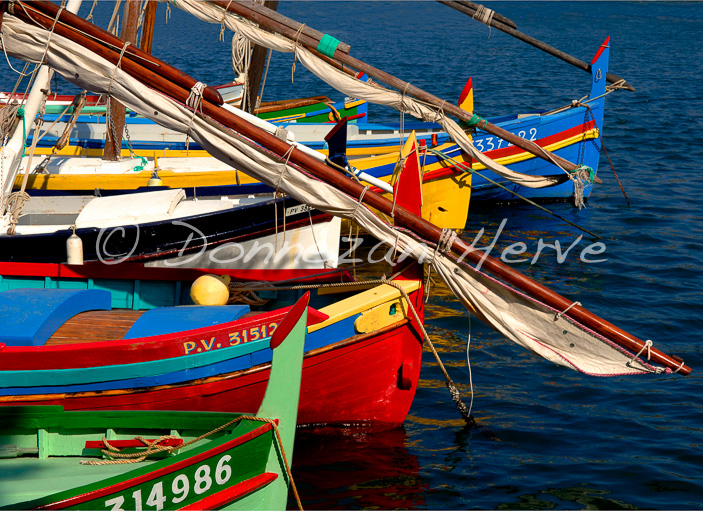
[[243, 0, 279, 113], [138, 0, 157, 54], [9, 1, 691, 376], [103, 0, 140, 161]]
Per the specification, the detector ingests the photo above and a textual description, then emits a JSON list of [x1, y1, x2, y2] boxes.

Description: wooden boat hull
[[1, 319, 421, 430], [0, 412, 283, 510], [0, 193, 340, 271], [0, 262, 424, 431], [0, 296, 309, 510], [16, 96, 600, 221], [0, 90, 368, 124]]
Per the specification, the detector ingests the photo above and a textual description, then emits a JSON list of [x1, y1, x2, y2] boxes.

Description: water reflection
[[496, 484, 638, 510], [290, 427, 427, 510]]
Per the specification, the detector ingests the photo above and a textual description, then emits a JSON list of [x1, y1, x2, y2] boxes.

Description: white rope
[[85, 0, 98, 21], [185, 81, 206, 153], [231, 31, 251, 78], [185, 81, 206, 109], [307, 208, 329, 269], [466, 314, 474, 418], [673, 359, 685, 374], [554, 301, 581, 321], [1, 34, 36, 76], [626, 340, 663, 373], [107, 42, 131, 97], [107, 0, 122, 34], [473, 4, 495, 27], [350, 185, 369, 224]]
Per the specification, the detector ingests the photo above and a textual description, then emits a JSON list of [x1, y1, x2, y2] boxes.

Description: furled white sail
[[0, 13, 663, 376], [170, 0, 566, 189]]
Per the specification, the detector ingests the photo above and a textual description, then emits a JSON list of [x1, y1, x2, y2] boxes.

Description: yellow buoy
[[190, 274, 231, 305], [147, 170, 163, 187]]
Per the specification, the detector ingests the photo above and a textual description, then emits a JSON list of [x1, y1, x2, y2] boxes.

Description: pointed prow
[[257, 292, 309, 452], [458, 77, 474, 114], [324, 116, 349, 169], [589, 36, 610, 99]]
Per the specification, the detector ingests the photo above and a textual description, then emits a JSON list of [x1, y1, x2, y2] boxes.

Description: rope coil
[[81, 415, 303, 509]]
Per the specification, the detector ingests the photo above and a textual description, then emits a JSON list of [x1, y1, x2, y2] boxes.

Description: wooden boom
[[209, 0, 592, 177], [438, 0, 636, 92], [6, 1, 688, 375], [9, 0, 224, 106]]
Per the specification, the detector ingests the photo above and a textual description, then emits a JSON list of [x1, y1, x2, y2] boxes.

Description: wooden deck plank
[[46, 310, 145, 345]]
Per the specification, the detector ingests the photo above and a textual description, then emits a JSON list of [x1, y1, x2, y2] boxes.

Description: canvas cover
[[0, 13, 660, 376]]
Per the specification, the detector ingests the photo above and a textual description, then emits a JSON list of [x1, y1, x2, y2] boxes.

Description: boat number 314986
[[104, 454, 233, 510]]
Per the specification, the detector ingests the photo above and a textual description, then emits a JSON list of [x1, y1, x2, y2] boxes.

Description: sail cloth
[[0, 14, 660, 376], [170, 0, 565, 189]]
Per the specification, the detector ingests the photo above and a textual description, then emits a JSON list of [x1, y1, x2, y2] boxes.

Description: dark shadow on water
[[288, 426, 428, 510]]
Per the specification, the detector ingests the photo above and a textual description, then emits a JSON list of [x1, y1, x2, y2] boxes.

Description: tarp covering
[[171, 0, 566, 189], [0, 13, 660, 376]]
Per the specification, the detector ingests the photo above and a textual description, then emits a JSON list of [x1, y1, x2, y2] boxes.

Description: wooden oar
[[208, 0, 590, 177], [438, 0, 636, 92], [8, 3, 689, 376]]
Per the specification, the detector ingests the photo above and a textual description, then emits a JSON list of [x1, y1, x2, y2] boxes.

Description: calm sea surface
[[2, 2, 702, 509]]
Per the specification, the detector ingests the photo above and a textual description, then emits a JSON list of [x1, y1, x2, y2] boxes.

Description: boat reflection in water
[[291, 427, 427, 510]]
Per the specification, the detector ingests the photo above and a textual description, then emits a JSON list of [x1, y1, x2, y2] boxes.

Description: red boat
[[0, 261, 424, 431]]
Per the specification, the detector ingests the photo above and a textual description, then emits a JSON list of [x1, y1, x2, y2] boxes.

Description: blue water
[[2, 2, 702, 509]]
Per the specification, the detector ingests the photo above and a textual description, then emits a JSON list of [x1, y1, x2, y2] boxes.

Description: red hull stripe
[[1, 305, 328, 370], [179, 472, 278, 510], [41, 422, 273, 509], [0, 261, 351, 283], [421, 120, 596, 183], [84, 438, 184, 449]]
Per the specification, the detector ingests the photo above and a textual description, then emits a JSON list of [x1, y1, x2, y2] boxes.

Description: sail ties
[[472, 4, 496, 28], [554, 301, 582, 321], [185, 81, 206, 153], [351, 185, 370, 224], [424, 228, 458, 301], [626, 339, 673, 374]]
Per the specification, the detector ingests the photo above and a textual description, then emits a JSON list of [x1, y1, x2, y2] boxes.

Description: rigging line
[[0, 35, 36, 77], [581, 104, 630, 206], [466, 313, 474, 418], [428, 148, 602, 240]]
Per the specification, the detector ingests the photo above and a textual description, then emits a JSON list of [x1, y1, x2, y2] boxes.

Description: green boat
[[0, 293, 310, 510]]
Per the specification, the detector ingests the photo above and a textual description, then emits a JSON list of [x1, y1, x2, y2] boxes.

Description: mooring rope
[[226, 270, 472, 425]]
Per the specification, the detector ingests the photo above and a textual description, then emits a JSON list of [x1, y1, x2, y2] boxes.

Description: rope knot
[[186, 82, 206, 110]]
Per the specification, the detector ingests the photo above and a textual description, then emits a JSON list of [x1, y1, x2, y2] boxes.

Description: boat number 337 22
[[474, 128, 537, 152], [103, 453, 233, 510]]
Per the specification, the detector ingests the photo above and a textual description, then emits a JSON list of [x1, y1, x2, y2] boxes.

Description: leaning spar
[[0, 2, 690, 377], [177, 0, 602, 188]]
